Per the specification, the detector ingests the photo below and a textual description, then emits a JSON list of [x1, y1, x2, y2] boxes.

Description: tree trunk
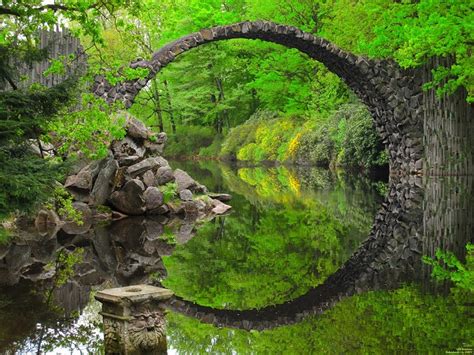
[[163, 80, 176, 134], [214, 77, 229, 134], [151, 78, 164, 132]]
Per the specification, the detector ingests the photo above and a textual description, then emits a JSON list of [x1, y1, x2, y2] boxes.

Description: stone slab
[[95, 284, 174, 304]]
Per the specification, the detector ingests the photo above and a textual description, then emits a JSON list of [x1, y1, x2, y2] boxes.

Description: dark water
[[0, 162, 472, 354]]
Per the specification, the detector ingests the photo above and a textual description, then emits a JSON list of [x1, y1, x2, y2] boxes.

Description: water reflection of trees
[[163, 164, 383, 309]]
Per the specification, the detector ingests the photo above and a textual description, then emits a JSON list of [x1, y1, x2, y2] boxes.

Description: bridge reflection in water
[[0, 172, 471, 353]]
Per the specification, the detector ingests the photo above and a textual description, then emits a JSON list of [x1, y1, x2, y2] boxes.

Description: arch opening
[[93, 21, 424, 175]]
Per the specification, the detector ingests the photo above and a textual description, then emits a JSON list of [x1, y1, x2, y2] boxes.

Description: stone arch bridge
[[93, 20, 473, 173], [93, 21, 430, 176]]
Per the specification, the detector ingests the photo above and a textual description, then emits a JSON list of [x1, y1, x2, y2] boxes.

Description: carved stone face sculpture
[[102, 304, 167, 354], [127, 306, 167, 353]]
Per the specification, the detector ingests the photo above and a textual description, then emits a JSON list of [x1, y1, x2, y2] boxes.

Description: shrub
[[296, 125, 334, 167], [220, 119, 259, 159]]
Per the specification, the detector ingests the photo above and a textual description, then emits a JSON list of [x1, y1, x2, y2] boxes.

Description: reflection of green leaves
[[46, 248, 84, 288], [160, 226, 177, 245], [167, 284, 471, 353], [423, 243, 474, 291], [162, 179, 369, 309]]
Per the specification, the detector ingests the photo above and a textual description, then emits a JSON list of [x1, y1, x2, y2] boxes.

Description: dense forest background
[[0, 0, 472, 224]]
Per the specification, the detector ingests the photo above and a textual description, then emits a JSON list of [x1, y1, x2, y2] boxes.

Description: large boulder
[[118, 155, 140, 166], [126, 116, 150, 140], [142, 170, 156, 187], [144, 187, 164, 211], [109, 179, 146, 215], [90, 158, 119, 206], [156, 166, 174, 185], [64, 166, 93, 191], [127, 157, 159, 178], [173, 169, 198, 192], [144, 132, 167, 154]]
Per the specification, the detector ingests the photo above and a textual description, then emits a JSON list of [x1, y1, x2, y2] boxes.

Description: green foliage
[[332, 104, 387, 168], [160, 226, 177, 245], [0, 80, 75, 145], [423, 243, 474, 291], [296, 124, 334, 167], [199, 135, 224, 158], [216, 103, 387, 169], [160, 182, 178, 204], [0, 227, 11, 245], [360, 0, 474, 102], [45, 186, 83, 225], [48, 94, 127, 159], [0, 149, 66, 217]]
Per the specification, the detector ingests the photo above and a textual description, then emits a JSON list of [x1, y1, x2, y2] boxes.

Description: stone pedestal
[[95, 285, 174, 355]]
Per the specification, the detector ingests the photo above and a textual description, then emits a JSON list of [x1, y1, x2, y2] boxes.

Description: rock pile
[[62, 115, 231, 220]]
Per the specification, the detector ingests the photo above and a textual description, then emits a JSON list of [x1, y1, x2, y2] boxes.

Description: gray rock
[[144, 219, 164, 239], [211, 199, 232, 214], [144, 187, 164, 210], [154, 156, 169, 168], [144, 141, 165, 155], [127, 157, 159, 178], [90, 158, 118, 206], [179, 189, 193, 201], [64, 167, 93, 191], [142, 170, 156, 187], [67, 187, 90, 203], [156, 166, 175, 185], [126, 116, 150, 140], [5, 244, 31, 273], [156, 132, 167, 144], [208, 193, 232, 202], [35, 209, 61, 228], [147, 204, 170, 215], [61, 220, 92, 235], [176, 223, 195, 244], [174, 169, 198, 192], [118, 155, 140, 166], [167, 201, 184, 215], [111, 136, 146, 159], [184, 200, 201, 217], [110, 179, 146, 215]]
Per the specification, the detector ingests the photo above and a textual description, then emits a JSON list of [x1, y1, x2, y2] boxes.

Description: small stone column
[[95, 285, 174, 355]]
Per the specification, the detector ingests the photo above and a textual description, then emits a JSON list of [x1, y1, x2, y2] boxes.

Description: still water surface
[[0, 161, 471, 353]]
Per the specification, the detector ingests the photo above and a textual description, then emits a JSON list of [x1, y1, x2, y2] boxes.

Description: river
[[0, 161, 472, 353]]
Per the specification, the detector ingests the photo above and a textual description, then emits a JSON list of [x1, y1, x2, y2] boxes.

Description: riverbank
[[164, 103, 389, 171]]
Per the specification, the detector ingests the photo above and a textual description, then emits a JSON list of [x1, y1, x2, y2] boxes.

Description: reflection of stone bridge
[[93, 21, 473, 177], [0, 178, 472, 333], [165, 176, 473, 330]]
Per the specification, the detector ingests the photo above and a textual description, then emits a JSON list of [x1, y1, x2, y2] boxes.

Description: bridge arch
[[93, 21, 424, 175]]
